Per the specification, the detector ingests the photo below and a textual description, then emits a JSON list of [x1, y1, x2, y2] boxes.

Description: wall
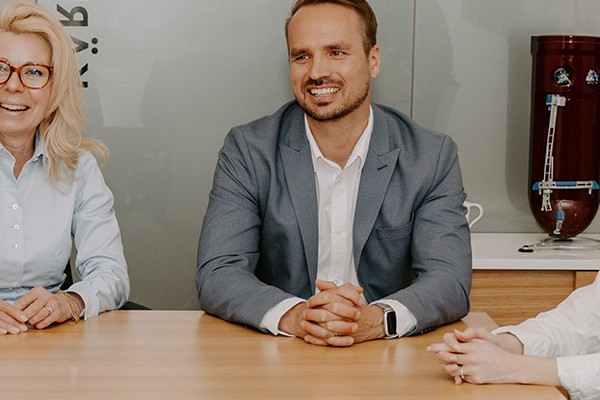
[[2, 0, 600, 309], [4, 0, 412, 309], [413, 0, 600, 234]]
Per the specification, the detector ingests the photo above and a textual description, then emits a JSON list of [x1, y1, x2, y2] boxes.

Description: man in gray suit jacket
[[197, 0, 471, 347]]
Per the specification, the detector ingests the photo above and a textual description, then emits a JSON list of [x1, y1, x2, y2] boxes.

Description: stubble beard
[[298, 81, 370, 122]]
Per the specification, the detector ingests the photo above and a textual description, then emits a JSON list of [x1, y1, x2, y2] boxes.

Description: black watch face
[[386, 312, 397, 335]]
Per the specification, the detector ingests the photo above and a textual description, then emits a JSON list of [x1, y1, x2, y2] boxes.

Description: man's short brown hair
[[285, 0, 378, 55]]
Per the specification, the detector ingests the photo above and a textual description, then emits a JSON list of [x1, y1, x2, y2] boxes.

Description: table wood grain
[[0, 311, 566, 399]]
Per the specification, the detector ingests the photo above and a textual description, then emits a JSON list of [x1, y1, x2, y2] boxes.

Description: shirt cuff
[[67, 283, 96, 320], [260, 297, 305, 336], [492, 325, 553, 357], [372, 299, 416, 337]]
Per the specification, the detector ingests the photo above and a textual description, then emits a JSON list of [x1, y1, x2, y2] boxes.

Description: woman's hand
[[428, 331, 522, 384], [14, 287, 72, 329], [427, 328, 558, 387], [0, 300, 29, 334]]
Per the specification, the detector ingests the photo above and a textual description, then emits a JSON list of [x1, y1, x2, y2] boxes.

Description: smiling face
[[0, 31, 53, 145], [287, 3, 380, 123]]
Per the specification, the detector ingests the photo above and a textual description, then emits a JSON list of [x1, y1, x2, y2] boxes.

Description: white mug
[[464, 201, 483, 228]]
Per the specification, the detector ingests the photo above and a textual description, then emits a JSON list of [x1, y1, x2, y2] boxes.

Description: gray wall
[[3, 0, 600, 309], [413, 0, 600, 235]]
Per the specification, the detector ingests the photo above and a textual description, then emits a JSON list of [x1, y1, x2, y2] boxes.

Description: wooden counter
[[471, 233, 599, 325]]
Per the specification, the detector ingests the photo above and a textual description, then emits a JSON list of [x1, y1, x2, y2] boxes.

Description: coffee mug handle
[[464, 201, 483, 228]]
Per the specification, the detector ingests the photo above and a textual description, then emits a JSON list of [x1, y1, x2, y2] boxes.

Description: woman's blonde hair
[[0, 2, 107, 183]]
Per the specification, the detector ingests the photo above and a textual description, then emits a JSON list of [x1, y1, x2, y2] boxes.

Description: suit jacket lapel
[[353, 108, 400, 264], [280, 109, 319, 290]]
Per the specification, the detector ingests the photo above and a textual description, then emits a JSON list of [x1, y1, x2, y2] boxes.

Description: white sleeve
[[260, 297, 305, 336], [494, 274, 600, 400], [556, 353, 600, 400]]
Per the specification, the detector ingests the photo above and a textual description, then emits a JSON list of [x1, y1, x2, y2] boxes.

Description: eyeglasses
[[0, 61, 53, 89]]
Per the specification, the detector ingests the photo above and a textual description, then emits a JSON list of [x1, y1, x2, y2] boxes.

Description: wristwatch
[[375, 303, 399, 339]]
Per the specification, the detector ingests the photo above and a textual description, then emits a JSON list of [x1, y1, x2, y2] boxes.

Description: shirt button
[[15, 265, 22, 271], [13, 224, 20, 230], [11, 281, 19, 288], [12, 204, 19, 210], [14, 243, 21, 250]]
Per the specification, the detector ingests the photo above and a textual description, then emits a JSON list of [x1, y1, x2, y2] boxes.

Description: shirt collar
[[32, 130, 45, 162], [0, 130, 45, 162], [305, 105, 374, 171]]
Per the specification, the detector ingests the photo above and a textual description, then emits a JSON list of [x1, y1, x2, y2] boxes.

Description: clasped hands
[[426, 327, 525, 385], [0, 287, 73, 334], [279, 279, 385, 347]]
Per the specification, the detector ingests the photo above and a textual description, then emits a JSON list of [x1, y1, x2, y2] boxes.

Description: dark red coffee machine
[[528, 35, 600, 241]]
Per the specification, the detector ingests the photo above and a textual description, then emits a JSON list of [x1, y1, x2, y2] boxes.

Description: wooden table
[[0, 311, 566, 399]]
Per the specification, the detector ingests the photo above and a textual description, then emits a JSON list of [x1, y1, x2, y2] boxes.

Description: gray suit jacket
[[197, 101, 472, 335]]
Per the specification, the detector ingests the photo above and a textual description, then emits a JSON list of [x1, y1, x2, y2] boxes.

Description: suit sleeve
[[196, 127, 295, 330], [394, 135, 472, 334]]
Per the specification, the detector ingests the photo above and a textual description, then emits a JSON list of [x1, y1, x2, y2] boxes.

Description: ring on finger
[[46, 306, 53, 314], [459, 366, 465, 380]]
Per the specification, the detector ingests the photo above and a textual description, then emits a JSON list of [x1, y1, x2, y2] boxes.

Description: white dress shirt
[[494, 274, 600, 400], [0, 134, 130, 319], [260, 107, 416, 336]]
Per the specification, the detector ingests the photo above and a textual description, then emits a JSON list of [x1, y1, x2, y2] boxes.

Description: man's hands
[[279, 279, 386, 346], [0, 287, 76, 334]]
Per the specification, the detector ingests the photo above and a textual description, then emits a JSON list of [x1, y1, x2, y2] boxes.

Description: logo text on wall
[[55, 4, 97, 88]]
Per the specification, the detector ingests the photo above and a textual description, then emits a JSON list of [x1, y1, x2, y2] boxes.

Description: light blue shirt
[[0, 134, 129, 319]]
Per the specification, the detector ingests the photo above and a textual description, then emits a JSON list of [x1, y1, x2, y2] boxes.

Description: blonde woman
[[0, 2, 129, 334]]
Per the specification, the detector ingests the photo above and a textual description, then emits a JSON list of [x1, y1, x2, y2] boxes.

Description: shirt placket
[[0, 157, 25, 293], [329, 168, 349, 285]]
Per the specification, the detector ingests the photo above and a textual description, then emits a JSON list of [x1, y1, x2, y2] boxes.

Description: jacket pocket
[[376, 221, 413, 240]]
